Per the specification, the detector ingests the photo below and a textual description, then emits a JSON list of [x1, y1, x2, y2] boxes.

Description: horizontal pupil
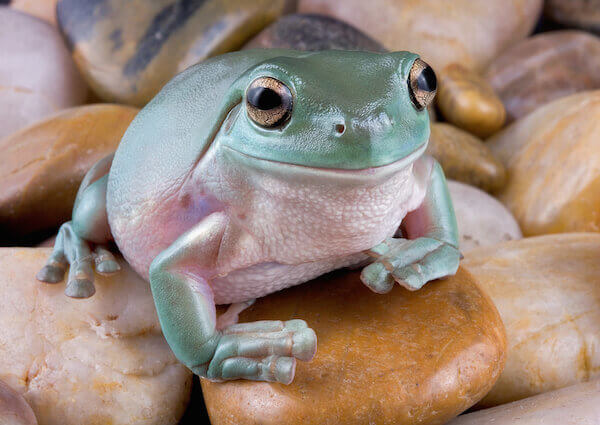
[[417, 66, 436, 92], [248, 87, 282, 110]]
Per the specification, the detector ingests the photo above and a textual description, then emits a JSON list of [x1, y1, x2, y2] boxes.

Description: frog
[[36, 49, 460, 385]]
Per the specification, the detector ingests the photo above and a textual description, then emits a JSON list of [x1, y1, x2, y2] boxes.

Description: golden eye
[[408, 58, 437, 111], [246, 76, 293, 128]]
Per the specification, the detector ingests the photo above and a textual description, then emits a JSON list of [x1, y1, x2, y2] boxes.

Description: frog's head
[[217, 50, 436, 172]]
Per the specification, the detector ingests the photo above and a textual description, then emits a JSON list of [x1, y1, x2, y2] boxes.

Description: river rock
[[463, 233, 600, 406], [486, 31, 600, 123], [57, 0, 291, 106], [0, 248, 192, 425], [544, 0, 600, 34], [0, 104, 138, 240], [244, 13, 385, 52], [0, 380, 37, 425], [437, 63, 506, 138], [448, 181, 522, 253], [297, 0, 542, 72], [201, 268, 506, 425], [488, 91, 600, 236], [0, 8, 87, 140], [427, 123, 506, 192], [9, 0, 58, 26]]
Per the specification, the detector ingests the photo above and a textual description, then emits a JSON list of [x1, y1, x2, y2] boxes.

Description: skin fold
[[37, 49, 460, 384]]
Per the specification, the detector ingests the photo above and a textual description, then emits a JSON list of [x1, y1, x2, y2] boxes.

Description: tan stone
[[10, 0, 58, 26], [201, 268, 506, 425], [0, 380, 37, 425], [437, 64, 506, 138], [427, 123, 506, 192], [297, 0, 543, 72], [488, 91, 600, 236], [463, 234, 600, 406], [0, 248, 192, 425], [0, 104, 138, 239], [544, 0, 600, 34]]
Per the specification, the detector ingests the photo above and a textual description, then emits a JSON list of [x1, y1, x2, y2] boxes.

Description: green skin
[[37, 49, 460, 384]]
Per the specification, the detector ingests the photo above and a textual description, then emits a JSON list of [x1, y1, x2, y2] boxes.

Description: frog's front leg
[[361, 158, 460, 293], [149, 213, 317, 384]]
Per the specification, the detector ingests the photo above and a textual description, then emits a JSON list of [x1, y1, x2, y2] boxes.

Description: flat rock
[[488, 91, 600, 236], [0, 8, 87, 140], [448, 181, 522, 253], [463, 234, 600, 406], [297, 0, 542, 72], [57, 0, 291, 106], [244, 13, 385, 52], [201, 268, 506, 425], [486, 31, 600, 123], [0, 380, 37, 425], [427, 123, 506, 192], [0, 104, 138, 240], [0, 248, 192, 425], [544, 0, 600, 34]]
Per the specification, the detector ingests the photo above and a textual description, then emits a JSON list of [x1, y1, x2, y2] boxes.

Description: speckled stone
[[437, 63, 506, 138], [244, 13, 385, 52], [0, 104, 138, 239], [486, 31, 600, 123], [463, 234, 600, 406], [57, 0, 292, 106], [0, 380, 37, 425], [427, 123, 506, 192], [201, 268, 506, 425], [448, 181, 522, 253], [298, 0, 543, 72], [488, 91, 600, 236], [0, 7, 87, 140], [0, 248, 192, 425], [544, 0, 600, 34]]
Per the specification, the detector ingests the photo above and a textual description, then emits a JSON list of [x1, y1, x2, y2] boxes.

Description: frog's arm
[[149, 213, 317, 384], [37, 154, 121, 298], [361, 157, 460, 293]]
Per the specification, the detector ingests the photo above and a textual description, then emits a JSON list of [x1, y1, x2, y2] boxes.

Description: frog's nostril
[[334, 123, 345, 135]]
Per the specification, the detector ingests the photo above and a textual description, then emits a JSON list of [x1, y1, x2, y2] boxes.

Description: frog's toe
[[221, 355, 297, 384], [65, 278, 96, 298], [36, 263, 66, 283], [360, 262, 394, 294], [94, 246, 121, 275], [391, 243, 460, 291]]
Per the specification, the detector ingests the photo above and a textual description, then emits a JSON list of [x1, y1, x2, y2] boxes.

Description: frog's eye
[[408, 58, 437, 111], [246, 76, 293, 128]]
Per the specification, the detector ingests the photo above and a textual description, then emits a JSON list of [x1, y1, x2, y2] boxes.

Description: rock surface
[[448, 181, 521, 253], [9, 0, 58, 26], [298, 0, 542, 72], [0, 248, 192, 425], [427, 123, 506, 192], [0, 104, 138, 239], [486, 31, 600, 122], [437, 63, 506, 138], [202, 268, 506, 425], [57, 0, 291, 106], [463, 234, 600, 406], [244, 13, 385, 52], [0, 8, 87, 140], [488, 91, 600, 236], [0, 380, 37, 425], [544, 0, 600, 34]]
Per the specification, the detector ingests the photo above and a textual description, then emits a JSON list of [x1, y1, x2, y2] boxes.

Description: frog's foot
[[361, 237, 460, 293], [201, 319, 317, 384], [36, 222, 120, 298], [216, 299, 256, 330]]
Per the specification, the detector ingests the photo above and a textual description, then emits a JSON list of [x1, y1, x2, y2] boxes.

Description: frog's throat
[[222, 142, 428, 182]]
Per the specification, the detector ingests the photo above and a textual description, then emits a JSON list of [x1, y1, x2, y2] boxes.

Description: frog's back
[[107, 49, 299, 278]]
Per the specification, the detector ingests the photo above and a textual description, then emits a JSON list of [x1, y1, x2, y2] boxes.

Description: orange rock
[[201, 268, 506, 425], [488, 91, 600, 236], [0, 104, 138, 239]]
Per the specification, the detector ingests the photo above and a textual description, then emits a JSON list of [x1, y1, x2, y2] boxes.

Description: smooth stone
[[437, 63, 506, 138], [427, 123, 506, 192], [0, 380, 37, 425], [544, 0, 600, 34], [57, 0, 291, 106], [0, 8, 87, 140], [488, 91, 600, 236], [0, 248, 192, 425], [10, 0, 58, 26], [297, 0, 542, 72], [0, 104, 138, 239], [486, 31, 600, 123], [244, 13, 385, 52], [449, 380, 600, 425], [201, 268, 506, 425], [463, 234, 600, 406], [448, 181, 522, 253]]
